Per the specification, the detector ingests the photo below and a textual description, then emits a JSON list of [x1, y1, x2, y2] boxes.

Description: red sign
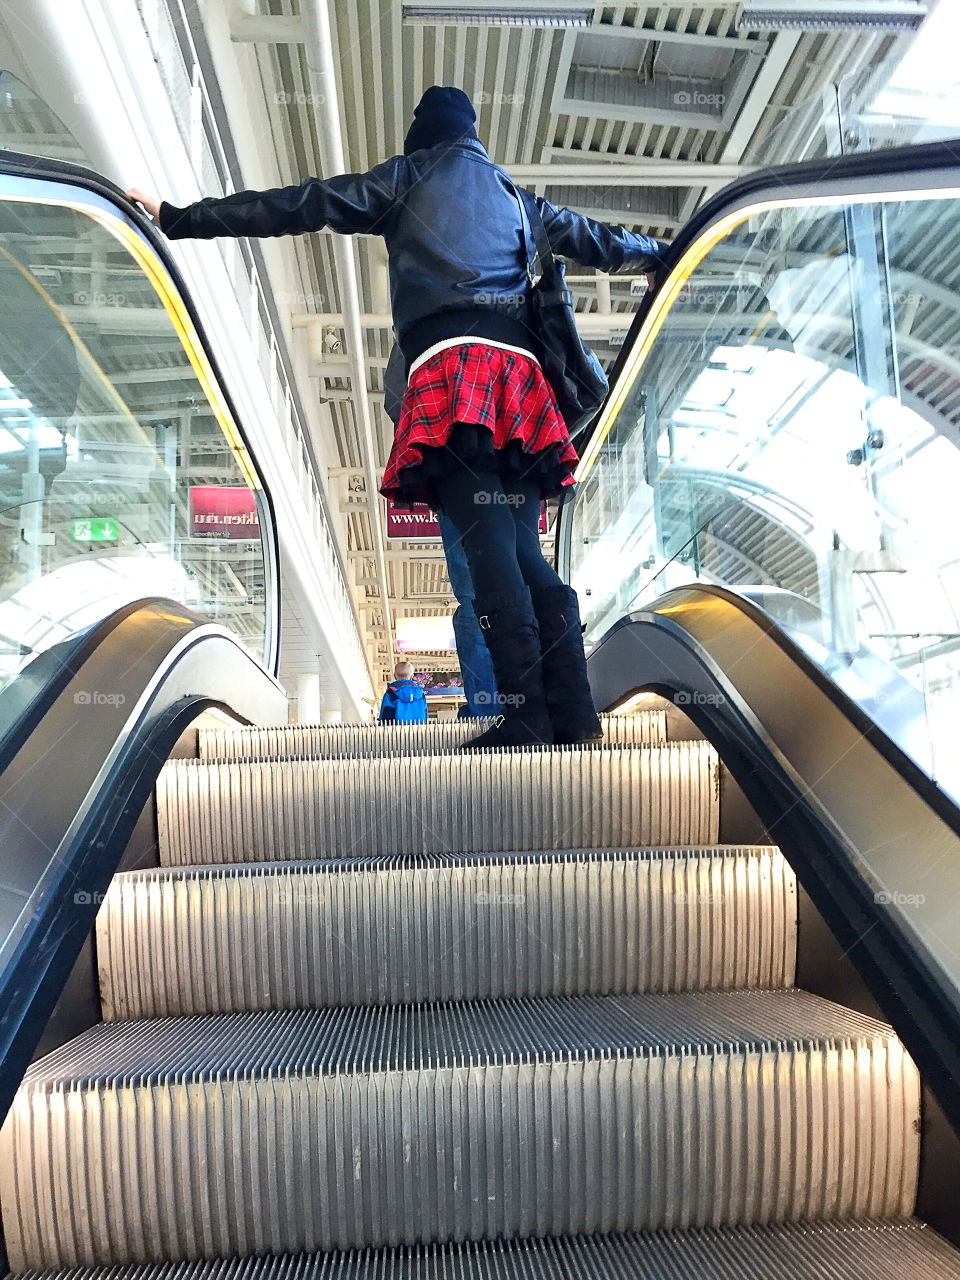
[[386, 502, 439, 539], [189, 486, 260, 540], [386, 498, 548, 538]]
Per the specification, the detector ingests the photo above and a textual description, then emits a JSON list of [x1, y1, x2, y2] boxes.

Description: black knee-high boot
[[530, 585, 603, 744], [460, 587, 554, 749]]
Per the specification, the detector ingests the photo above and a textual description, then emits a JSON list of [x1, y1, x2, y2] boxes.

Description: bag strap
[[509, 181, 559, 287]]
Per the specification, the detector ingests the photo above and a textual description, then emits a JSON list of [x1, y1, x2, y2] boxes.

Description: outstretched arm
[[532, 193, 669, 275], [128, 156, 407, 241]]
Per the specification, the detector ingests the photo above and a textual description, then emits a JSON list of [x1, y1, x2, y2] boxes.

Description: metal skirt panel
[[10, 1220, 960, 1280], [1, 993, 919, 1269], [197, 713, 669, 761], [97, 847, 797, 1019], [156, 743, 720, 867]]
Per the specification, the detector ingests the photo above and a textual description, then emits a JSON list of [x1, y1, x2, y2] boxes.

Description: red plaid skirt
[[380, 343, 579, 506]]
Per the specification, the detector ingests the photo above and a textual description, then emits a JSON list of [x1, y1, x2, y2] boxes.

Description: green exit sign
[[70, 517, 120, 543]]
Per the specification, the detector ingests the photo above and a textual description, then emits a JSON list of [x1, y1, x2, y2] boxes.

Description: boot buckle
[[478, 614, 491, 630]]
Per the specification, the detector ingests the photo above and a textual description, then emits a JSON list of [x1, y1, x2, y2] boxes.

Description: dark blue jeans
[[438, 510, 499, 717]]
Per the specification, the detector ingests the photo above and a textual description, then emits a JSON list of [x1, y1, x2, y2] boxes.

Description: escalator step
[[1, 990, 919, 1269], [9, 1221, 960, 1280], [97, 846, 796, 1019], [198, 711, 669, 761], [156, 741, 720, 867]]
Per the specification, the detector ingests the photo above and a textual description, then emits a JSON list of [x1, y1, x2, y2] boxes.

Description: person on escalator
[[378, 661, 428, 724], [127, 85, 668, 749]]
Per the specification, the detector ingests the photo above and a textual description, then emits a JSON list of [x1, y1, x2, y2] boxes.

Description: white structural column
[[296, 673, 323, 724]]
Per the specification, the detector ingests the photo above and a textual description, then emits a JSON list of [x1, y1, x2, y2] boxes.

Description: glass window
[[0, 178, 271, 705]]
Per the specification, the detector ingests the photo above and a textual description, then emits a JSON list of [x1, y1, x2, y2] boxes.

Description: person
[[378, 661, 427, 724], [128, 84, 668, 749]]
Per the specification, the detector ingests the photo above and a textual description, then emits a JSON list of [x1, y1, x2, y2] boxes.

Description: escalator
[[2, 696, 959, 1276], [3, 141, 960, 1280]]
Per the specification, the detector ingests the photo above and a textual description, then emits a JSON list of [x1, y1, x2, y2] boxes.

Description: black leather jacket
[[159, 137, 668, 419]]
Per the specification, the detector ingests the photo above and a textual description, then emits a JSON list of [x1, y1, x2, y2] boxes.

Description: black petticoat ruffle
[[391, 422, 576, 511]]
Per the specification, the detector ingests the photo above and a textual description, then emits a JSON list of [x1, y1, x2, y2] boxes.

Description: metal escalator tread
[[197, 710, 670, 760], [10, 1221, 960, 1280], [1, 991, 919, 1267], [97, 846, 797, 1018], [9, 988, 912, 1080], [156, 741, 720, 866]]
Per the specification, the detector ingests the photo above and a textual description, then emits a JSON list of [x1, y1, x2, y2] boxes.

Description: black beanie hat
[[404, 86, 478, 155]]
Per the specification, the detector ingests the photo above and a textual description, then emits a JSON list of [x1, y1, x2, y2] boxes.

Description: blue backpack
[[383, 678, 428, 724]]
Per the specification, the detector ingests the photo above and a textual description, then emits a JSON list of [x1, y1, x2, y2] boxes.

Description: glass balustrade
[[0, 171, 273, 716], [565, 172, 960, 801]]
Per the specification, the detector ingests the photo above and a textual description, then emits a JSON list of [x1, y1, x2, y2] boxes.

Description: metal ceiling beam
[[61, 306, 167, 333], [358, 550, 446, 560], [554, 94, 724, 132], [351, 546, 549, 563], [562, 204, 682, 229], [110, 366, 195, 384], [720, 31, 802, 162], [549, 26, 747, 132], [577, 22, 762, 50], [323, 390, 386, 402], [296, 310, 643, 338], [509, 161, 749, 184]]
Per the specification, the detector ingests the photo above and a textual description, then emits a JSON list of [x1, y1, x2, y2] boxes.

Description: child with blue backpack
[[378, 662, 428, 724]]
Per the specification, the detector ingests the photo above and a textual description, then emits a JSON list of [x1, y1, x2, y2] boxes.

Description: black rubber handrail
[[586, 583, 960, 1135], [618, 583, 960, 838], [0, 597, 174, 773], [0, 598, 287, 1124]]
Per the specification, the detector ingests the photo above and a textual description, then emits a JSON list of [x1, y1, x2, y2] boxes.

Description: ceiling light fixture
[[737, 0, 927, 31], [402, 2, 593, 27]]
